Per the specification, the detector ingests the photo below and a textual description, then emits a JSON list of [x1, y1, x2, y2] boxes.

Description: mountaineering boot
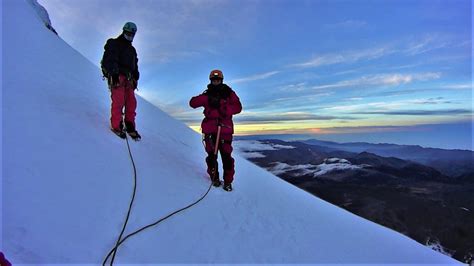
[[212, 178, 222, 187], [127, 130, 141, 141], [111, 127, 126, 139], [210, 168, 221, 187], [223, 183, 232, 192], [125, 121, 141, 141], [207, 156, 221, 187]]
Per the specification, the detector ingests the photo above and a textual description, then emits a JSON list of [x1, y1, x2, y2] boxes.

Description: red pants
[[204, 134, 235, 184], [110, 75, 137, 130]]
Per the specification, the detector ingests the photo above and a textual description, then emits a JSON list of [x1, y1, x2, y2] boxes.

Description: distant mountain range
[[301, 139, 474, 178], [236, 135, 474, 177], [235, 138, 474, 263]]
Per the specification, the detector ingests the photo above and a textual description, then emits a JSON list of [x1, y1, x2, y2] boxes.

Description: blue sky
[[39, 0, 472, 149]]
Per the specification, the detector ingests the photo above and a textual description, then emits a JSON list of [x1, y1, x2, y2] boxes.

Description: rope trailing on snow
[[103, 135, 138, 266], [103, 181, 212, 265], [102, 134, 213, 265]]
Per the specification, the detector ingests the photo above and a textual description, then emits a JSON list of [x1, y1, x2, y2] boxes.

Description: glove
[[208, 95, 220, 109]]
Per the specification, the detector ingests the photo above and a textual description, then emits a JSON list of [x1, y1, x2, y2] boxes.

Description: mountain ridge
[[235, 138, 474, 262], [301, 138, 474, 177]]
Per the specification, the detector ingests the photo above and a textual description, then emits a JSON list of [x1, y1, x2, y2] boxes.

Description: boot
[[223, 183, 232, 192], [111, 127, 126, 139], [209, 168, 221, 187], [127, 130, 141, 141], [125, 121, 141, 141], [212, 178, 222, 187]]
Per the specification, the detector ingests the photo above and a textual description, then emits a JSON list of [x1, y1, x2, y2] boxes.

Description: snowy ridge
[[26, 0, 57, 34], [2, 1, 460, 264]]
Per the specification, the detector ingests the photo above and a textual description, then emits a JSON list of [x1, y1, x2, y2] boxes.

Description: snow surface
[[2, 1, 461, 264], [25, 0, 54, 31]]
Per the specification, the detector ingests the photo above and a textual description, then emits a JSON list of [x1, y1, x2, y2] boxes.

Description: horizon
[[233, 120, 474, 150], [39, 0, 473, 150]]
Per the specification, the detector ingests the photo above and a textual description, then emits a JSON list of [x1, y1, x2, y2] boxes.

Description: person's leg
[[124, 87, 137, 132], [110, 86, 125, 130], [204, 135, 220, 184], [220, 140, 235, 186]]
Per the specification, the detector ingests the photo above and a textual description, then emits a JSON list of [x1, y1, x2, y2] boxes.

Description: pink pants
[[204, 134, 235, 184], [110, 75, 137, 130]]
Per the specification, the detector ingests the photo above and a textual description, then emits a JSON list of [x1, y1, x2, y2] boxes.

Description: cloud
[[235, 112, 359, 123], [277, 82, 309, 92], [365, 88, 439, 97], [324, 97, 460, 113], [324, 20, 368, 30], [269, 92, 333, 103], [351, 109, 472, 116], [411, 97, 452, 105], [403, 35, 449, 56], [312, 72, 441, 90], [290, 34, 460, 71], [291, 47, 394, 68], [234, 140, 295, 155], [232, 121, 474, 143], [266, 160, 365, 178], [440, 84, 472, 90], [233, 122, 459, 136], [313, 125, 425, 134], [230, 71, 280, 84], [332, 69, 360, 76], [241, 92, 334, 114]]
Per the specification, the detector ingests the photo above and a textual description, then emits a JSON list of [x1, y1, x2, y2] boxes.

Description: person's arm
[[133, 48, 140, 81], [223, 91, 242, 116], [190, 94, 207, 109], [101, 39, 119, 77]]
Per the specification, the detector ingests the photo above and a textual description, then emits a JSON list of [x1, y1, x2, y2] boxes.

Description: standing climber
[[101, 22, 141, 140], [190, 69, 242, 191]]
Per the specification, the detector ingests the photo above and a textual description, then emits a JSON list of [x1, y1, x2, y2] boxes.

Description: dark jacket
[[101, 34, 139, 80], [190, 84, 242, 135]]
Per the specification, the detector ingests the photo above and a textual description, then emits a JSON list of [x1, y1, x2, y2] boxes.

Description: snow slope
[[2, 1, 461, 264]]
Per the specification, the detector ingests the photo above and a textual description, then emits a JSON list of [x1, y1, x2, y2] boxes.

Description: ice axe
[[210, 125, 222, 182]]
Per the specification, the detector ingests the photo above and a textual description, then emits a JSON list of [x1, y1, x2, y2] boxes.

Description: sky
[[39, 0, 473, 149], [3, 1, 462, 262]]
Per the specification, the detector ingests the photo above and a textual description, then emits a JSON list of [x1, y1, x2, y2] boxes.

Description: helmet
[[209, 69, 224, 80], [123, 22, 137, 34]]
